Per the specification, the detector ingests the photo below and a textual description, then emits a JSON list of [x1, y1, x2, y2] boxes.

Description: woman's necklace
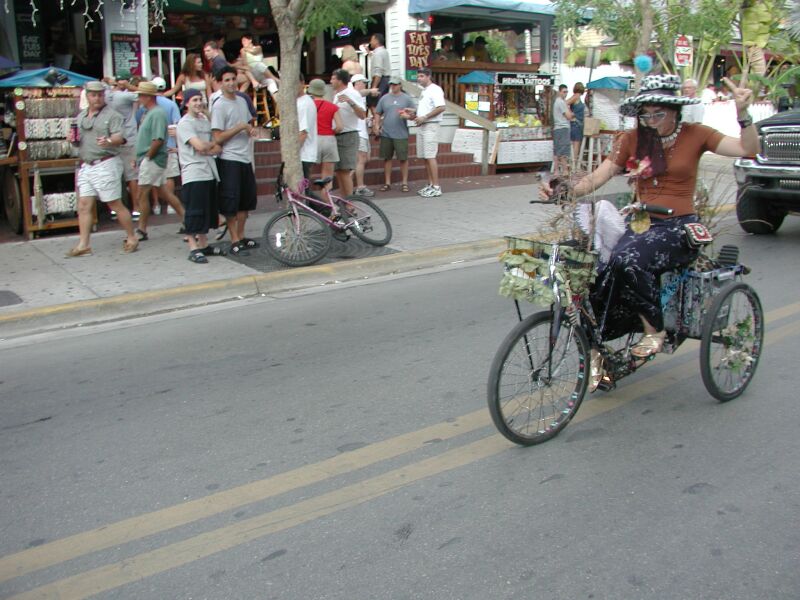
[[652, 122, 683, 187], [659, 122, 682, 145]]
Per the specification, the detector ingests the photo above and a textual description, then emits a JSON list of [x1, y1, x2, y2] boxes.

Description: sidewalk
[[0, 155, 736, 338]]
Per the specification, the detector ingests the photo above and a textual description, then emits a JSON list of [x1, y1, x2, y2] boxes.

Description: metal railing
[[401, 79, 497, 175], [148, 47, 186, 88]]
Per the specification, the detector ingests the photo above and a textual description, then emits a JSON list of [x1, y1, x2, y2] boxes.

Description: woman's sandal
[[631, 332, 666, 359], [135, 228, 148, 241], [379, 184, 391, 191], [589, 349, 604, 393], [400, 184, 410, 192], [240, 237, 260, 249], [188, 249, 208, 264]]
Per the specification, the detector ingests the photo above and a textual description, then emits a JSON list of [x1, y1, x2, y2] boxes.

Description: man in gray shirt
[[368, 33, 391, 109], [104, 70, 140, 211], [211, 65, 259, 256], [374, 77, 415, 191], [552, 84, 573, 176], [67, 81, 138, 257]]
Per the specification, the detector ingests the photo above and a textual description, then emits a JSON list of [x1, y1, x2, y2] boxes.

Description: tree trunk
[[634, 0, 654, 86], [269, 0, 304, 193]]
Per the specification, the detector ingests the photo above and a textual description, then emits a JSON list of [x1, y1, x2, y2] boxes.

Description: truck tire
[[736, 186, 786, 235]]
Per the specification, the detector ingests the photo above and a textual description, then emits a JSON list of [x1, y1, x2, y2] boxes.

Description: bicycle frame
[[275, 173, 372, 234]]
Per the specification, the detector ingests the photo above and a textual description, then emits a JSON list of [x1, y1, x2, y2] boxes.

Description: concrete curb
[[0, 237, 510, 339]]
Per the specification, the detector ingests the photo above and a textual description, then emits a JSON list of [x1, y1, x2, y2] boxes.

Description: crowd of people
[[64, 33, 453, 262]]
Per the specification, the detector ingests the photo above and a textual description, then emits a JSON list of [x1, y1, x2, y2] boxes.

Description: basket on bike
[[499, 236, 599, 307]]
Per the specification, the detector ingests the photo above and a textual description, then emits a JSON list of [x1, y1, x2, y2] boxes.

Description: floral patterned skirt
[[591, 214, 697, 340]]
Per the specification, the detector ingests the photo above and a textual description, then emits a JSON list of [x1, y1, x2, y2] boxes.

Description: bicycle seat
[[311, 176, 333, 187]]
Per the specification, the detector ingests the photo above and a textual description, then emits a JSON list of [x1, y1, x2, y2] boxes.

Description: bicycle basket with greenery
[[498, 236, 599, 307]]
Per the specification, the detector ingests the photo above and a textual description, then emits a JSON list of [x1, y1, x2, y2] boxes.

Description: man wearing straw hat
[[66, 81, 139, 257], [134, 80, 185, 241]]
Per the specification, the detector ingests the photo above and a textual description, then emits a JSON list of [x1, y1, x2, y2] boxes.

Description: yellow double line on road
[[5, 302, 800, 599]]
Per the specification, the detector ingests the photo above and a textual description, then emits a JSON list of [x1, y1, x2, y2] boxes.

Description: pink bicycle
[[264, 164, 393, 267]]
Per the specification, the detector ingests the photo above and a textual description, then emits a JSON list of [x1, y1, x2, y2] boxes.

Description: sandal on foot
[[136, 228, 148, 241], [215, 224, 228, 241], [589, 349, 605, 393], [229, 241, 250, 257], [400, 184, 410, 192], [631, 332, 666, 359], [199, 245, 227, 256], [65, 246, 92, 258], [240, 237, 260, 249], [379, 184, 391, 191], [188, 249, 209, 263], [123, 239, 139, 254]]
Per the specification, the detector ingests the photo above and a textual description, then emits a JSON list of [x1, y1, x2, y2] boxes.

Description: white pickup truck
[[733, 108, 800, 234]]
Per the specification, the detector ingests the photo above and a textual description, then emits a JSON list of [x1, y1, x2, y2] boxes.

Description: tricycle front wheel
[[700, 282, 764, 402], [488, 310, 591, 446]]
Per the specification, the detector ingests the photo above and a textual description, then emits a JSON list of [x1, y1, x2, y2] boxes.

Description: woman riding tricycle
[[488, 74, 764, 446]]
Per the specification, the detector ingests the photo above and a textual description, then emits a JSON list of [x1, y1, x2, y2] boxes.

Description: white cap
[[351, 74, 369, 84], [152, 76, 167, 91]]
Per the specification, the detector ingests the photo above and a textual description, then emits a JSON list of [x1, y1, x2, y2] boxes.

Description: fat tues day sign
[[405, 31, 431, 80]]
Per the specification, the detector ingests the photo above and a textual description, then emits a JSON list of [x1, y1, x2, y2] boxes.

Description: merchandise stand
[[456, 71, 556, 169], [4, 86, 93, 239]]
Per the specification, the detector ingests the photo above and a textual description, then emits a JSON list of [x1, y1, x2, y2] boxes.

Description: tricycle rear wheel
[[700, 282, 764, 402]]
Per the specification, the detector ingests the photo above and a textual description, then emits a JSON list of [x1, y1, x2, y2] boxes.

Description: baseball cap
[[152, 76, 167, 91], [350, 74, 369, 84], [116, 69, 132, 81], [389, 76, 402, 85], [182, 88, 203, 109], [84, 81, 105, 92]]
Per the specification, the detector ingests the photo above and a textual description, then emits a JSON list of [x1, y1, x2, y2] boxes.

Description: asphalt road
[[1, 217, 799, 600]]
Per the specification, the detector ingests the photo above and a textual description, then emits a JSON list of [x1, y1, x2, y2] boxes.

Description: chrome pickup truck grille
[[760, 127, 800, 164]]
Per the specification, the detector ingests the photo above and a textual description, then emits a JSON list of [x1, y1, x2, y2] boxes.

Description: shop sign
[[405, 31, 431, 79], [549, 30, 561, 75], [674, 34, 693, 68], [14, 0, 44, 65], [111, 33, 142, 77], [495, 73, 554, 88]]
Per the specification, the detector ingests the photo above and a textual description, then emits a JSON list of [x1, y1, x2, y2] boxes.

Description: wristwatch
[[738, 114, 753, 129]]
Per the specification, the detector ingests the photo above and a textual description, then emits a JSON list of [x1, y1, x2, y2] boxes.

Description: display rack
[[6, 86, 86, 238]]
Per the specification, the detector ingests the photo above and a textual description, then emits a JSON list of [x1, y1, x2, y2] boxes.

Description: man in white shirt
[[403, 67, 446, 197], [680, 78, 705, 124], [296, 73, 318, 179], [331, 68, 367, 198]]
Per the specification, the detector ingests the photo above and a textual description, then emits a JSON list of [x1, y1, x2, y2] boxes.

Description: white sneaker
[[109, 210, 118, 221], [132, 211, 140, 221], [355, 187, 375, 198], [417, 184, 433, 196], [167, 205, 177, 215], [152, 204, 161, 215], [422, 185, 442, 197]]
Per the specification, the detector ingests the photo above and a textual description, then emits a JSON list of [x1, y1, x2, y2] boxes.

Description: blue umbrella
[[0, 67, 96, 88], [0, 55, 20, 71]]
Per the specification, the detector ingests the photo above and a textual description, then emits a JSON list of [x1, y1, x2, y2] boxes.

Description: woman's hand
[[722, 76, 753, 115]]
